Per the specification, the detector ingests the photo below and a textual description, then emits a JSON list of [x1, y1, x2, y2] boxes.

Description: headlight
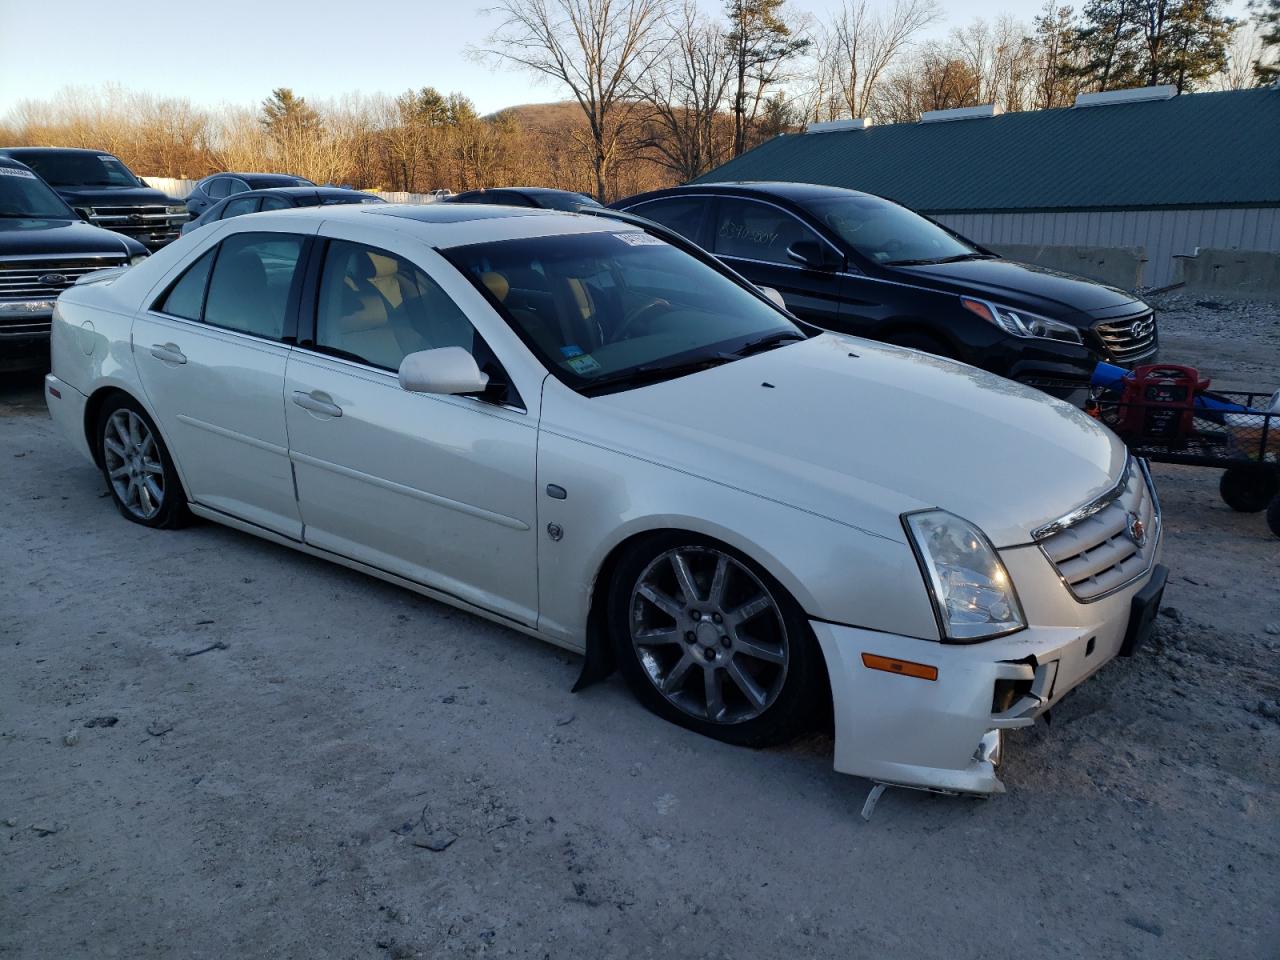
[[961, 297, 1083, 345], [165, 204, 187, 217], [903, 510, 1026, 642], [129, 253, 149, 266]]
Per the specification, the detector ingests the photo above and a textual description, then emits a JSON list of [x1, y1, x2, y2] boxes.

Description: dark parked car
[[186, 172, 315, 217], [447, 187, 601, 212], [0, 147, 188, 250], [181, 186, 385, 235], [612, 182, 1158, 383], [0, 156, 147, 370]]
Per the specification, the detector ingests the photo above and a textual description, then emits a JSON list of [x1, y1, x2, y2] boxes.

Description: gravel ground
[[3, 297, 1279, 960]]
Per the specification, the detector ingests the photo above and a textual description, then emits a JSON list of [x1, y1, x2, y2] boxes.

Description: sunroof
[[370, 204, 549, 224]]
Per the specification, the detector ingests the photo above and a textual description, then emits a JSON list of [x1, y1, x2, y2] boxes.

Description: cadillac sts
[[44, 203, 1166, 797]]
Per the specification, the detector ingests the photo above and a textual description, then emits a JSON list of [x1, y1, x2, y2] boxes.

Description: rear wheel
[[95, 394, 189, 529], [608, 533, 824, 747], [1219, 465, 1279, 513]]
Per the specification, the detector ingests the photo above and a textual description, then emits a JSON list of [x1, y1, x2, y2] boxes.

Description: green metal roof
[[694, 88, 1280, 212]]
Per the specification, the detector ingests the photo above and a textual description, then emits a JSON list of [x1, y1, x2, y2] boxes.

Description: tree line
[[2, 0, 1276, 202]]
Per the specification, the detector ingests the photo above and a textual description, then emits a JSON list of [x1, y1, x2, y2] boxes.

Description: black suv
[[612, 182, 1157, 382], [0, 148, 187, 250], [0, 156, 147, 370]]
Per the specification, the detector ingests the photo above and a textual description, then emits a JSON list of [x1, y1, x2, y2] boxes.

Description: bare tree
[[827, 0, 940, 120], [480, 0, 671, 201], [643, 0, 734, 180], [725, 0, 810, 155]]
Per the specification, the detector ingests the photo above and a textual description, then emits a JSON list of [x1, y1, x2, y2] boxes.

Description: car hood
[[55, 185, 182, 206], [587, 335, 1126, 547], [888, 257, 1142, 321], [0, 217, 137, 257]]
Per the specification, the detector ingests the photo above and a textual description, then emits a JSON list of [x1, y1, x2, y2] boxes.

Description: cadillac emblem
[[38, 273, 70, 286], [1126, 511, 1147, 547]]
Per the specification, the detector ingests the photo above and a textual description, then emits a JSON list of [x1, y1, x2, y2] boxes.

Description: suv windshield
[[804, 195, 980, 266], [15, 152, 140, 188], [443, 231, 801, 395], [0, 166, 75, 219]]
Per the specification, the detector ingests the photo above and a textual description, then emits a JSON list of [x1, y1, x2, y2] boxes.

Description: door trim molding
[[176, 414, 288, 455]]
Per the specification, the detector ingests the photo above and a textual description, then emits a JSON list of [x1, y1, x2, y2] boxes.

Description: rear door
[[708, 197, 845, 329], [132, 227, 313, 538]]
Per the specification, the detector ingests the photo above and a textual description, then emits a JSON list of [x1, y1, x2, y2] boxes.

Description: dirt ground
[[3, 297, 1279, 959]]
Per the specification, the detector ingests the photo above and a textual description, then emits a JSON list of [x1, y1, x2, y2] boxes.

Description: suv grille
[[0, 256, 128, 337], [89, 205, 181, 245], [1035, 459, 1159, 602], [1093, 311, 1158, 364]]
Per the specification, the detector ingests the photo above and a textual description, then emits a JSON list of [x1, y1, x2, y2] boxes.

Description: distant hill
[[489, 102, 585, 133]]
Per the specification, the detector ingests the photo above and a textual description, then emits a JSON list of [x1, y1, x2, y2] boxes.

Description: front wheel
[[95, 394, 189, 529], [1219, 465, 1279, 513], [608, 534, 825, 748]]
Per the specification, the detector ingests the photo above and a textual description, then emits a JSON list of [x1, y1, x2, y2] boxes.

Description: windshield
[[443, 231, 800, 394], [537, 192, 601, 212], [14, 152, 140, 188], [0, 166, 75, 218], [804, 195, 979, 265]]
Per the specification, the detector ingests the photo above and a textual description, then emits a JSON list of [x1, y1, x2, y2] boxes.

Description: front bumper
[[811, 539, 1165, 795]]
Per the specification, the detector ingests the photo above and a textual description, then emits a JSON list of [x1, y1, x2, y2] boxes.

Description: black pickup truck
[[0, 147, 188, 250], [0, 155, 147, 370]]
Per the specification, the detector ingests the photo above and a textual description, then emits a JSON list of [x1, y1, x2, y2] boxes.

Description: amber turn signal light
[[861, 652, 938, 681]]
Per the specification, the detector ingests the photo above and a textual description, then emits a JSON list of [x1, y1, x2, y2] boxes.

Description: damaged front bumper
[[810, 546, 1166, 797]]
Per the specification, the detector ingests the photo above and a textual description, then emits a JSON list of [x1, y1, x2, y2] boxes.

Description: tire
[[1219, 466, 1279, 514], [1267, 496, 1280, 539], [607, 532, 826, 748], [94, 393, 190, 529]]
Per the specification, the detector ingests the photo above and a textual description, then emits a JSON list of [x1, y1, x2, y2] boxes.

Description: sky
[[0, 0, 1255, 118]]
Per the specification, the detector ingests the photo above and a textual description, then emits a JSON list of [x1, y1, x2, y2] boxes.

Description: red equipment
[[1119, 364, 1211, 440]]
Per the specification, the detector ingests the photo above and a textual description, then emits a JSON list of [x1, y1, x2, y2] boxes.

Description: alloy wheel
[[629, 546, 789, 724], [103, 410, 165, 520]]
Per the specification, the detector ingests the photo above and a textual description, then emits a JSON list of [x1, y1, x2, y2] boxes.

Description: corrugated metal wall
[[934, 207, 1280, 289]]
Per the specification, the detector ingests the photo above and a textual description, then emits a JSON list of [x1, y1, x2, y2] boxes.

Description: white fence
[[142, 176, 434, 205]]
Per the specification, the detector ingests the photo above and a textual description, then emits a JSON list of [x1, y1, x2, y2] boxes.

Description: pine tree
[[1253, 0, 1280, 80], [725, 0, 810, 156]]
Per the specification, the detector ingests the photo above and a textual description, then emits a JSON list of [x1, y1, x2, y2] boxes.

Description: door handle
[[149, 343, 186, 364], [292, 390, 343, 418]]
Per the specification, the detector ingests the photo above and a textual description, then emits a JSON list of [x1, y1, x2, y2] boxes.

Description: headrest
[[369, 253, 400, 280], [480, 271, 510, 302]]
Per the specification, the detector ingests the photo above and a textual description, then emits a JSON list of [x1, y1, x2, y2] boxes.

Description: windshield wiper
[[732, 330, 806, 357], [885, 252, 994, 266], [0, 212, 62, 219], [580, 354, 735, 396]]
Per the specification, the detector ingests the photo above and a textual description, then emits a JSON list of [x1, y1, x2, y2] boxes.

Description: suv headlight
[[74, 206, 96, 220], [165, 204, 187, 217], [903, 510, 1026, 642], [961, 297, 1083, 345], [129, 253, 149, 266]]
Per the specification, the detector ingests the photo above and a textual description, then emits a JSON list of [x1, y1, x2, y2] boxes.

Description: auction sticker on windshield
[[615, 233, 666, 247], [0, 168, 37, 178]]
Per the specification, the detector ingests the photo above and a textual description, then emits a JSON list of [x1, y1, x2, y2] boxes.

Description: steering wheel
[[611, 297, 671, 342]]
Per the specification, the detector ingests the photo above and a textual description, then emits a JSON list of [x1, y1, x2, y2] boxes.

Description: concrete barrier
[[1175, 249, 1280, 298], [990, 243, 1147, 291]]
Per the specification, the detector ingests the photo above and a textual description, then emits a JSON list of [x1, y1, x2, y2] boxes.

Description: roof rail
[[920, 104, 1003, 123], [806, 118, 872, 134], [1074, 85, 1176, 108]]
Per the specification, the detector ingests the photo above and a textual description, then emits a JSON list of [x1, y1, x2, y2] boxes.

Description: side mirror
[[787, 240, 839, 271], [757, 286, 787, 310], [399, 346, 489, 396]]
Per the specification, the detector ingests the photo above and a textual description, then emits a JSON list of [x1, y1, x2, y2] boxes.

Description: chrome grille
[[88, 205, 181, 244], [1093, 311, 1158, 364], [1035, 459, 1160, 602], [0, 257, 127, 300]]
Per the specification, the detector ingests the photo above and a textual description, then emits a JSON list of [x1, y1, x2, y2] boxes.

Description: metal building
[[694, 86, 1280, 290]]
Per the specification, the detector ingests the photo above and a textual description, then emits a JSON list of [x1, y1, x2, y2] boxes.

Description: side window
[[713, 198, 822, 266], [205, 177, 230, 200], [226, 178, 250, 196], [156, 249, 216, 320], [259, 195, 292, 211], [631, 197, 706, 243], [314, 240, 480, 373], [203, 232, 305, 341], [221, 196, 261, 219]]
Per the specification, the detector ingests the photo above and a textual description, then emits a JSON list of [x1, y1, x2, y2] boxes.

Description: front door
[[132, 229, 310, 538], [709, 197, 845, 330], [283, 228, 540, 626]]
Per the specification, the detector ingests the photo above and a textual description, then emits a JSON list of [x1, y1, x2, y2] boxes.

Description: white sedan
[[44, 203, 1166, 798]]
